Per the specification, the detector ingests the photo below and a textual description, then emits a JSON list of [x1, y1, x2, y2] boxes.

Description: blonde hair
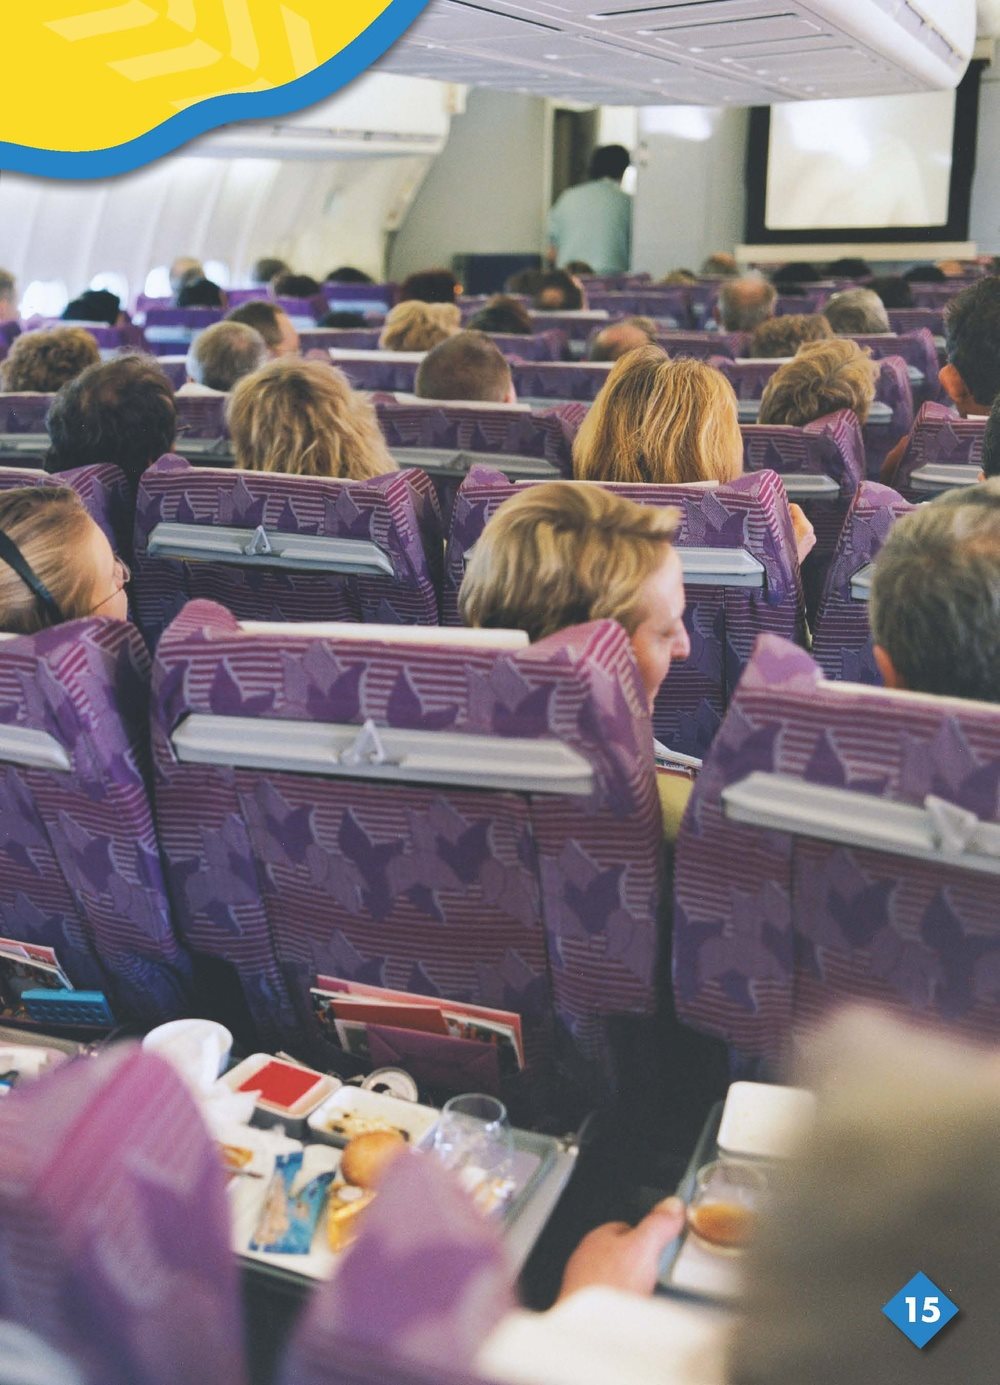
[[572, 346, 743, 486], [0, 328, 100, 393], [378, 301, 460, 353], [227, 358, 396, 480], [459, 481, 678, 642], [759, 337, 879, 427], [0, 487, 98, 634]]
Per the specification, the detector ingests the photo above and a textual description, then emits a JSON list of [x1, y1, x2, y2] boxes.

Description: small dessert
[[219, 1143, 254, 1174], [327, 1129, 406, 1251]]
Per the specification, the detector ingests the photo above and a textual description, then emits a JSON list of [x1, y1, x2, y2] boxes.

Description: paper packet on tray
[[249, 1150, 335, 1255]]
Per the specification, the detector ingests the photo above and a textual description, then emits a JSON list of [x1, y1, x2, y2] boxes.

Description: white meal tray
[[306, 1086, 440, 1149]]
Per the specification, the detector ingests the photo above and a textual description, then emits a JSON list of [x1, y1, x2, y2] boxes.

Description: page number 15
[[905, 1296, 941, 1324]]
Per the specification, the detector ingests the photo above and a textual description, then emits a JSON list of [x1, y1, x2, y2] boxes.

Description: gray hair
[[731, 1007, 1000, 1384], [823, 287, 890, 335], [186, 320, 269, 392], [718, 276, 777, 333], [869, 480, 1000, 703]]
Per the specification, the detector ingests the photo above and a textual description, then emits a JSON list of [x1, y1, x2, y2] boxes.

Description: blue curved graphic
[[0, 0, 431, 180]]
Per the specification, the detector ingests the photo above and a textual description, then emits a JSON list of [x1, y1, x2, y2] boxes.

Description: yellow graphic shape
[[7, 0, 393, 153]]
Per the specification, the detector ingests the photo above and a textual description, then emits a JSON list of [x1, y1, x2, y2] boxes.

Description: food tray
[[307, 1086, 440, 1149]]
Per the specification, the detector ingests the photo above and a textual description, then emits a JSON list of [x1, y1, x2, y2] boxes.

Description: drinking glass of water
[[432, 1093, 516, 1215]]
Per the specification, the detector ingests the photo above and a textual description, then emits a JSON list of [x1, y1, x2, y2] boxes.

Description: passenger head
[[822, 287, 890, 335], [718, 276, 777, 333], [869, 481, 1000, 703], [700, 253, 739, 278], [732, 1007, 1000, 1385], [399, 269, 461, 305], [250, 257, 289, 286], [415, 331, 515, 404], [748, 313, 833, 359], [758, 339, 879, 427], [588, 318, 657, 362], [0, 487, 129, 633], [534, 270, 585, 312], [903, 263, 946, 283], [227, 357, 395, 480], [466, 296, 534, 336], [46, 355, 176, 489], [573, 347, 743, 486], [588, 144, 630, 183], [318, 310, 366, 329], [0, 327, 100, 393], [0, 269, 16, 323], [941, 276, 1000, 414], [771, 261, 821, 289], [564, 260, 594, 276], [272, 272, 321, 299], [226, 300, 299, 357], [175, 277, 225, 310], [459, 482, 688, 708], [659, 269, 698, 286], [867, 274, 913, 309], [169, 257, 203, 297], [825, 256, 871, 279], [325, 266, 373, 285], [62, 290, 122, 327], [504, 268, 546, 297], [185, 320, 268, 392], [378, 300, 460, 352]]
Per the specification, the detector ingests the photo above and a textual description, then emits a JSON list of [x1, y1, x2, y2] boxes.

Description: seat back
[[273, 294, 329, 325], [174, 392, 228, 439], [0, 1045, 245, 1385], [151, 602, 662, 1109], [674, 634, 1000, 1063], [586, 288, 691, 326], [323, 282, 398, 314], [863, 355, 915, 478], [0, 463, 133, 556], [330, 349, 422, 394], [488, 329, 567, 361], [886, 307, 946, 337], [811, 482, 913, 684], [0, 392, 52, 435], [511, 361, 611, 402], [741, 410, 865, 616], [300, 328, 381, 352], [143, 307, 222, 351], [443, 467, 805, 757], [654, 332, 736, 360], [525, 311, 610, 347], [892, 400, 985, 500], [774, 290, 828, 315], [0, 618, 189, 1024], [374, 399, 578, 476], [849, 330, 941, 405], [280, 1154, 510, 1385], [133, 455, 443, 646]]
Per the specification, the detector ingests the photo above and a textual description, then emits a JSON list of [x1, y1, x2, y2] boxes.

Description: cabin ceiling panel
[[377, 0, 975, 102]]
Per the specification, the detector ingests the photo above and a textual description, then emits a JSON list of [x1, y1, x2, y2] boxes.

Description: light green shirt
[[547, 178, 632, 275]]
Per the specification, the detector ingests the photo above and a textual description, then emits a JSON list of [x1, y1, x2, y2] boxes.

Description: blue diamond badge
[[883, 1272, 959, 1347]]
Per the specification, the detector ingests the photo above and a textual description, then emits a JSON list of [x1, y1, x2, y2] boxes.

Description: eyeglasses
[[87, 557, 131, 616]]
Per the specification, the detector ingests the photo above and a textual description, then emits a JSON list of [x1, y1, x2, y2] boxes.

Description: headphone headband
[[0, 530, 63, 625]]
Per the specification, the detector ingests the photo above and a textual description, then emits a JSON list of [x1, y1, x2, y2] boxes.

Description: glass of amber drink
[[686, 1159, 765, 1255]]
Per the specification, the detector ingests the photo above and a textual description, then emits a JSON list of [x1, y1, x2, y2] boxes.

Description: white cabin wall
[[969, 58, 1000, 251], [632, 107, 750, 276], [388, 89, 551, 277]]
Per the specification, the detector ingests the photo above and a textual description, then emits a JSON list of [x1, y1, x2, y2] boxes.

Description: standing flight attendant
[[547, 145, 632, 277]]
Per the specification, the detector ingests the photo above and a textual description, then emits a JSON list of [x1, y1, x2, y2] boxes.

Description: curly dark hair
[[943, 276, 1000, 407], [45, 354, 176, 489], [0, 327, 100, 393], [399, 269, 460, 304]]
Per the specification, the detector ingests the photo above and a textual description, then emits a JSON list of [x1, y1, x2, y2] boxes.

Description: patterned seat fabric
[[741, 410, 865, 619], [280, 1154, 511, 1385], [143, 307, 223, 353], [510, 361, 610, 402], [489, 329, 567, 362], [849, 330, 942, 405], [442, 466, 806, 758], [151, 601, 663, 1111], [891, 400, 985, 501], [0, 463, 133, 557], [674, 634, 1000, 1064], [374, 400, 579, 476], [886, 308, 946, 338], [330, 354, 422, 394], [654, 333, 737, 360], [0, 391, 52, 434], [133, 455, 443, 647], [0, 618, 190, 1025], [174, 392, 228, 439], [0, 1045, 245, 1385], [586, 288, 692, 326], [862, 355, 914, 479], [300, 329, 381, 352], [811, 482, 914, 684]]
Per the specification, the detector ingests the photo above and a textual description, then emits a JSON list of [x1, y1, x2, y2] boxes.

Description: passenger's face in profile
[[629, 549, 690, 709], [273, 311, 300, 357], [83, 520, 129, 622]]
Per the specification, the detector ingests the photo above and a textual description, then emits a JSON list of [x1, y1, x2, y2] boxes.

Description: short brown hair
[[748, 313, 833, 359], [0, 327, 100, 393], [227, 357, 396, 480], [0, 487, 98, 634], [226, 300, 287, 350], [759, 338, 879, 427], [415, 331, 512, 403], [573, 346, 743, 486], [459, 481, 678, 642], [378, 301, 460, 352]]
